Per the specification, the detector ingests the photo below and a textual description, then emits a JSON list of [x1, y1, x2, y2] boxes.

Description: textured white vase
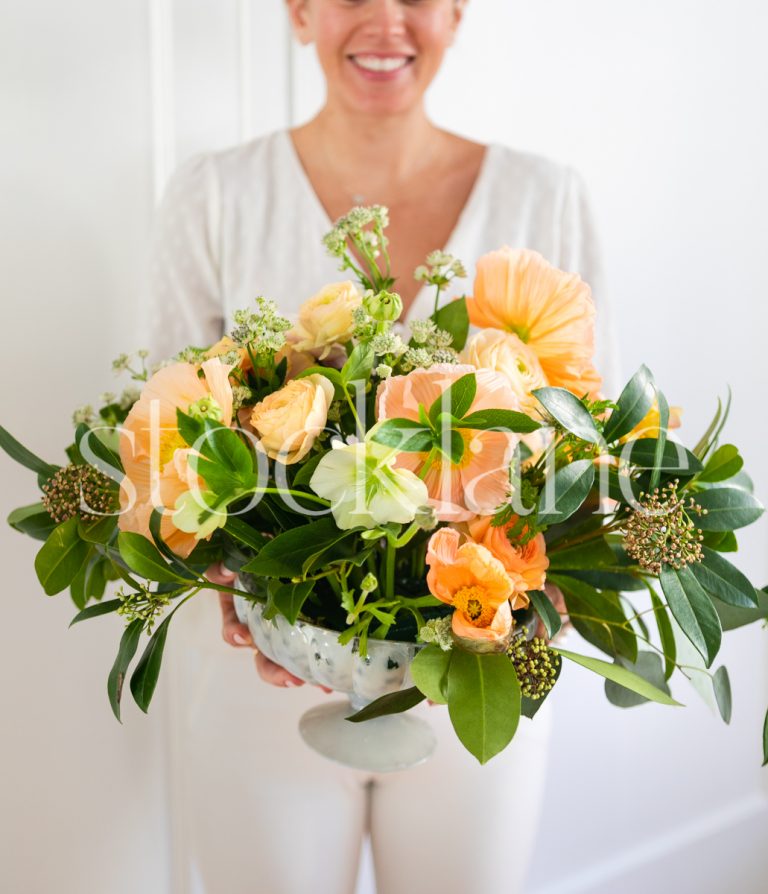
[[234, 595, 437, 772]]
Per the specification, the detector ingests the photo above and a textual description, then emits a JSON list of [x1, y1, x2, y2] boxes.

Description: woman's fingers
[[254, 652, 305, 687], [208, 563, 253, 648]]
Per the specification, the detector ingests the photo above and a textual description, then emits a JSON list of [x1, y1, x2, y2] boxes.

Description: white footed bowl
[[233, 596, 437, 772]]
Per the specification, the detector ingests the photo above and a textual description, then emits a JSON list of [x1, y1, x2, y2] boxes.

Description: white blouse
[[144, 128, 619, 393]]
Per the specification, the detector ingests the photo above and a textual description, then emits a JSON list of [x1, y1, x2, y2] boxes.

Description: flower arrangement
[[3, 205, 766, 765]]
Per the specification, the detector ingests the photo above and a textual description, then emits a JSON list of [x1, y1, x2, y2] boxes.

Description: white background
[[1, 1, 766, 892]]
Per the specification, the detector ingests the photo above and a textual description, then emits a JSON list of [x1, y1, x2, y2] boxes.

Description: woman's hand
[[208, 563, 331, 691]]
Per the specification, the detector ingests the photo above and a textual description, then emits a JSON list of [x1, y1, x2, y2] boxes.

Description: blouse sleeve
[[558, 167, 622, 397], [139, 153, 226, 363]]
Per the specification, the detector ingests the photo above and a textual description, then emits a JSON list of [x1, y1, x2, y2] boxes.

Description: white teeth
[[353, 55, 410, 73]]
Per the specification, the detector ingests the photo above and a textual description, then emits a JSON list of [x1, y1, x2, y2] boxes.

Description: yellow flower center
[[453, 585, 497, 628], [159, 430, 187, 470]]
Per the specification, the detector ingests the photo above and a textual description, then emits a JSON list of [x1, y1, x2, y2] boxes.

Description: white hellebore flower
[[310, 439, 429, 531]]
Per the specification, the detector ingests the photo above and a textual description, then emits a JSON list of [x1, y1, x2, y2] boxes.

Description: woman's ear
[[448, 0, 468, 44], [285, 0, 313, 46]]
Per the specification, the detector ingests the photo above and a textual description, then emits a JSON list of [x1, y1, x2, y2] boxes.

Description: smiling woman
[[142, 1, 616, 892]]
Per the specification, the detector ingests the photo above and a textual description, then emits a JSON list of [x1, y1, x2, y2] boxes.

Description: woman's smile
[[347, 52, 416, 79]]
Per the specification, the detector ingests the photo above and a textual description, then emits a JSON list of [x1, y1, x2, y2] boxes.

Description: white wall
[[1, 1, 766, 892]]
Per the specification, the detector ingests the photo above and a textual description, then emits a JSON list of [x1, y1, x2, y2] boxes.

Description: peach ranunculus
[[462, 328, 548, 414], [118, 358, 234, 557], [426, 527, 514, 644], [466, 247, 602, 398], [618, 399, 683, 444], [249, 374, 334, 464], [289, 281, 363, 359], [376, 364, 522, 522], [467, 515, 548, 606]]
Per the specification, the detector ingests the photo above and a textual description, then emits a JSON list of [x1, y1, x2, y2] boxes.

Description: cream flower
[[290, 281, 363, 359], [462, 328, 548, 414], [249, 374, 335, 464], [310, 439, 429, 530]]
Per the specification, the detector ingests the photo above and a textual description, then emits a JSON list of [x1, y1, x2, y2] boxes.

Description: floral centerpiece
[[3, 206, 766, 767]]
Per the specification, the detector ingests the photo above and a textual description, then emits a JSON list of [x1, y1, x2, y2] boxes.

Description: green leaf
[[77, 514, 117, 545], [7, 503, 57, 541], [0, 423, 59, 479], [763, 707, 768, 767], [75, 424, 123, 479], [129, 613, 173, 712], [603, 365, 656, 442], [547, 536, 615, 569], [34, 518, 92, 595], [553, 574, 638, 661], [241, 517, 353, 578], [428, 372, 476, 424], [223, 517, 271, 552], [712, 587, 768, 631], [699, 444, 743, 483], [341, 342, 375, 387], [432, 296, 469, 350], [107, 619, 143, 721], [692, 395, 724, 460], [660, 565, 722, 667], [456, 409, 541, 433], [712, 665, 732, 724], [370, 418, 434, 452], [447, 648, 521, 764], [529, 589, 562, 639], [271, 580, 314, 625], [648, 390, 669, 493], [537, 459, 595, 526], [410, 644, 452, 704], [346, 686, 426, 722], [555, 648, 682, 706], [649, 587, 677, 679], [694, 487, 764, 531], [618, 438, 702, 476], [690, 548, 758, 609], [532, 387, 602, 445], [605, 652, 671, 708], [69, 598, 122, 626], [435, 428, 465, 465], [701, 530, 739, 552], [117, 532, 194, 583], [199, 422, 255, 481]]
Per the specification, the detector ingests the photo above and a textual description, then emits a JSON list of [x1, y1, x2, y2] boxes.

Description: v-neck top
[[144, 128, 619, 392]]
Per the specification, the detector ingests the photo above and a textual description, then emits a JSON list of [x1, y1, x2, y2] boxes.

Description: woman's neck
[[291, 103, 446, 192]]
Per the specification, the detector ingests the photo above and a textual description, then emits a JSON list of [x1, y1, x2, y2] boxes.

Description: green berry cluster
[[507, 635, 560, 700]]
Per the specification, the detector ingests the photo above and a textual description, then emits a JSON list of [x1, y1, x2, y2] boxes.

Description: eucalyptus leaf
[[694, 487, 764, 531], [0, 423, 59, 479], [712, 665, 732, 724], [690, 548, 758, 609], [603, 365, 656, 442], [605, 652, 671, 708], [555, 648, 682, 706], [529, 590, 562, 640], [660, 565, 722, 667], [537, 460, 595, 527], [107, 619, 143, 721], [345, 686, 426, 722], [130, 613, 173, 712], [532, 387, 602, 445]]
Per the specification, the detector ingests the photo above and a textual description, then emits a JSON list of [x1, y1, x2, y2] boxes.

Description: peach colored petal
[[451, 601, 512, 642]]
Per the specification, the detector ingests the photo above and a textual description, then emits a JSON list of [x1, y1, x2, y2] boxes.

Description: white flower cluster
[[230, 297, 291, 354], [418, 615, 454, 651], [414, 250, 466, 286], [322, 205, 390, 259], [399, 318, 459, 371]]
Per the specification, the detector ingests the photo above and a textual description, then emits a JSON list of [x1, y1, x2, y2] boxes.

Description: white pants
[[165, 595, 553, 894]]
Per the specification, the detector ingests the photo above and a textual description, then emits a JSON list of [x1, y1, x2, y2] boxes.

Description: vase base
[[298, 700, 437, 772]]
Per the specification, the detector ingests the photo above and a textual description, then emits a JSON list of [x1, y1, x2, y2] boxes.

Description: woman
[[145, 2, 617, 892]]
